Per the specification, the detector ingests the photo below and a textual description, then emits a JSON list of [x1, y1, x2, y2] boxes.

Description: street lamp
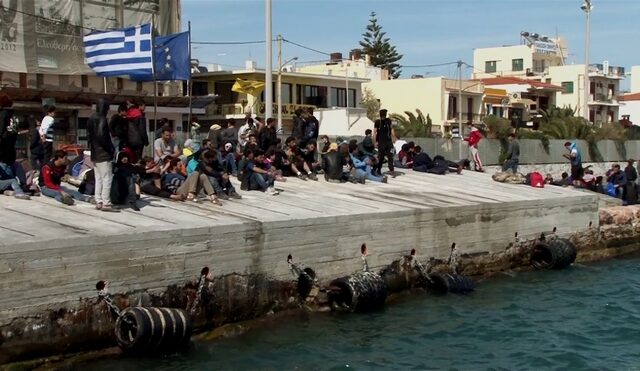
[[582, 0, 593, 121], [277, 53, 298, 133]]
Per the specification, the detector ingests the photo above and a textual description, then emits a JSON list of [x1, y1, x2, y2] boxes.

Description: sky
[[183, 0, 639, 89]]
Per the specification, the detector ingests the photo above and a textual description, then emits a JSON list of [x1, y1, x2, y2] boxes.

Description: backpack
[[529, 172, 544, 188]]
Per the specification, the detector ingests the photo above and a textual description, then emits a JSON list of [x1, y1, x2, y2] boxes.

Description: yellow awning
[[485, 88, 508, 97], [232, 79, 265, 96]]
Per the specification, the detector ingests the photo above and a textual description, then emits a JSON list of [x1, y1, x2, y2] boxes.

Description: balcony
[[446, 112, 484, 123], [589, 64, 625, 78], [589, 93, 619, 106], [206, 103, 317, 117]]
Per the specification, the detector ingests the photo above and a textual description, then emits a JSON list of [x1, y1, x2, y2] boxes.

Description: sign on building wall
[[0, 0, 178, 74], [533, 41, 558, 55]]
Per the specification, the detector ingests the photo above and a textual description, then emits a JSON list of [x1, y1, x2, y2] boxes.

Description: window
[[561, 82, 574, 94], [81, 75, 88, 88], [191, 81, 208, 96], [116, 78, 123, 91], [214, 81, 239, 104], [136, 81, 143, 92], [512, 58, 524, 72], [330, 87, 357, 107], [297, 85, 327, 107], [36, 74, 44, 88], [448, 95, 458, 119], [485, 61, 497, 73], [18, 73, 26, 88]]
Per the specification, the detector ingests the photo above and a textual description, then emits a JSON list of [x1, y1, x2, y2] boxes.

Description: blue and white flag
[[83, 24, 153, 78]]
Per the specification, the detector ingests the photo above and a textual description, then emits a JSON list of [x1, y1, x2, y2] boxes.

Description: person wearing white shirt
[[39, 105, 56, 164]]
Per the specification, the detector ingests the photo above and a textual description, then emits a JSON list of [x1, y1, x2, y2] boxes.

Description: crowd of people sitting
[[1, 102, 468, 211]]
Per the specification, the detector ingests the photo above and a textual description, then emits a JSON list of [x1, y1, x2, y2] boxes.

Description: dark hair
[[349, 139, 358, 147], [0, 93, 13, 108], [203, 149, 216, 161], [414, 145, 422, 153], [227, 118, 236, 126], [118, 103, 128, 113], [407, 141, 415, 148], [320, 135, 329, 141], [613, 164, 621, 169], [255, 116, 262, 122], [202, 138, 211, 147], [244, 148, 254, 157], [348, 142, 358, 153], [379, 109, 387, 116], [248, 133, 257, 138], [247, 117, 254, 124], [561, 172, 568, 179], [46, 105, 56, 114], [53, 150, 66, 160], [285, 136, 297, 145], [564, 141, 572, 147], [161, 126, 172, 134], [169, 157, 181, 169], [266, 146, 278, 158], [294, 108, 303, 116], [307, 140, 317, 147], [365, 129, 372, 136], [401, 143, 410, 152]]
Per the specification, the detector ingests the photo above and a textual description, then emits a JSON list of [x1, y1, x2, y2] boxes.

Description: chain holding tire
[[96, 280, 135, 327], [189, 267, 210, 316]]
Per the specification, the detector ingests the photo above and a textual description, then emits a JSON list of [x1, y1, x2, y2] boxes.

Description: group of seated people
[[544, 161, 638, 205]]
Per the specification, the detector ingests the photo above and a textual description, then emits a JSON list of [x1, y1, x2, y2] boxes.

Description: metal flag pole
[[187, 20, 193, 137], [265, 0, 273, 119], [103, 77, 107, 94], [151, 18, 158, 129]]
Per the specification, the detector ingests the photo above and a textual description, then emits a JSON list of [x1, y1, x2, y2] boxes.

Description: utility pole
[[277, 35, 282, 132], [582, 0, 593, 122], [457, 60, 464, 162], [265, 0, 273, 119]]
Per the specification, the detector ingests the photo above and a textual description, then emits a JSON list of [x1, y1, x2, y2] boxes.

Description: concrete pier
[[0, 170, 599, 362]]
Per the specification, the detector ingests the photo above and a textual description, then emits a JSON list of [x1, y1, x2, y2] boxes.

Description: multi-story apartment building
[[296, 50, 389, 81], [547, 63, 624, 124], [364, 77, 484, 136], [472, 32, 567, 79]]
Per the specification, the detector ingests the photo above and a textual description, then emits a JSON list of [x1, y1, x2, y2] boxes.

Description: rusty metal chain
[[189, 274, 207, 316]]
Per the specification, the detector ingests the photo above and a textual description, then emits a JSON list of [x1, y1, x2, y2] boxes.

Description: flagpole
[[187, 20, 193, 138], [103, 77, 107, 94], [151, 18, 158, 131]]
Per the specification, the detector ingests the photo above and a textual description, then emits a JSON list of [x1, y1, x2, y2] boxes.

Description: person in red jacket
[[464, 123, 484, 172], [39, 150, 94, 205]]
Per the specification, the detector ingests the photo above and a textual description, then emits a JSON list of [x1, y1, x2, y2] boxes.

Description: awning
[[511, 98, 536, 106], [484, 88, 507, 105]]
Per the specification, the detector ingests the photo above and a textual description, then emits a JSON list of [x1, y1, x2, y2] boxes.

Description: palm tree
[[389, 109, 432, 138]]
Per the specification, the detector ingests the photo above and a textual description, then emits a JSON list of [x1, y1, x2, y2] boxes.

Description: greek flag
[[83, 24, 153, 78]]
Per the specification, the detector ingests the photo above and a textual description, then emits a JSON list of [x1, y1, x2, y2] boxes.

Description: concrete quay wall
[[0, 172, 600, 363]]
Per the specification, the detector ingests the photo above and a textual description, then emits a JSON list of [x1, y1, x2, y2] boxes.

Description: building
[[478, 77, 562, 123], [547, 63, 625, 124], [364, 77, 484, 136], [296, 50, 389, 81], [631, 66, 640, 93], [620, 93, 640, 125], [0, 0, 191, 157], [472, 32, 567, 80], [191, 61, 374, 136]]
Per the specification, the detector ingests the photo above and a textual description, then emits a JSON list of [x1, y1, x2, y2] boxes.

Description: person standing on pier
[[87, 99, 115, 211], [373, 109, 396, 177], [39, 105, 56, 164], [563, 141, 583, 186], [502, 133, 520, 173], [465, 122, 484, 172]]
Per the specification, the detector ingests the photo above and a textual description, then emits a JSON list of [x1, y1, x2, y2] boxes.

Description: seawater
[[81, 254, 640, 370]]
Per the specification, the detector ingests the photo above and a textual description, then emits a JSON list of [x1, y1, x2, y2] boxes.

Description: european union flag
[[153, 31, 190, 81]]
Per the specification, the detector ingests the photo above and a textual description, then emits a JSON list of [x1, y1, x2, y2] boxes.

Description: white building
[[547, 63, 625, 124], [296, 50, 389, 81], [631, 66, 640, 93], [472, 33, 567, 80]]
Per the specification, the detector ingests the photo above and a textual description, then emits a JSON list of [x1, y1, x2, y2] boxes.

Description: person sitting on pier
[[40, 150, 94, 205], [238, 148, 279, 195], [175, 169, 222, 205], [110, 151, 140, 211], [218, 142, 238, 176], [154, 127, 180, 164], [394, 142, 414, 169], [196, 149, 241, 200], [606, 164, 627, 200], [161, 158, 186, 196], [285, 136, 317, 180], [349, 142, 387, 183], [138, 156, 183, 201], [258, 118, 278, 152], [302, 140, 322, 174]]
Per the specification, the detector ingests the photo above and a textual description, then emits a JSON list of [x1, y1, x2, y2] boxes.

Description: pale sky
[[183, 0, 639, 89]]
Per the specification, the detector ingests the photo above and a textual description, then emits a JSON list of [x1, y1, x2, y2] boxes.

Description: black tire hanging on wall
[[328, 271, 387, 312], [425, 273, 475, 294], [114, 307, 192, 353], [531, 238, 577, 270]]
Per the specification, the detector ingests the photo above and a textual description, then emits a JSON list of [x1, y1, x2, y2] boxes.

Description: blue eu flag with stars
[[154, 31, 190, 81]]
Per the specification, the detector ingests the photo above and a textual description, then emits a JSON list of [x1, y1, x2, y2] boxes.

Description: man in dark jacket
[[87, 99, 115, 211], [292, 109, 306, 144], [125, 101, 149, 162], [109, 103, 128, 151], [258, 117, 278, 152]]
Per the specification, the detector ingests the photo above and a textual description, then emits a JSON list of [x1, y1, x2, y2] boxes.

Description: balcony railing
[[589, 64, 625, 78], [207, 103, 317, 117], [446, 112, 484, 122], [589, 93, 617, 104]]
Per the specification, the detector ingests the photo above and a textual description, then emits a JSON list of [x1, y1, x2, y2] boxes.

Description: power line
[[401, 61, 460, 68], [192, 40, 268, 45], [282, 38, 331, 56]]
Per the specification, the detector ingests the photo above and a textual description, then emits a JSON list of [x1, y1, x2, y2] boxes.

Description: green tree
[[359, 12, 403, 79], [360, 87, 381, 121], [389, 109, 432, 137]]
